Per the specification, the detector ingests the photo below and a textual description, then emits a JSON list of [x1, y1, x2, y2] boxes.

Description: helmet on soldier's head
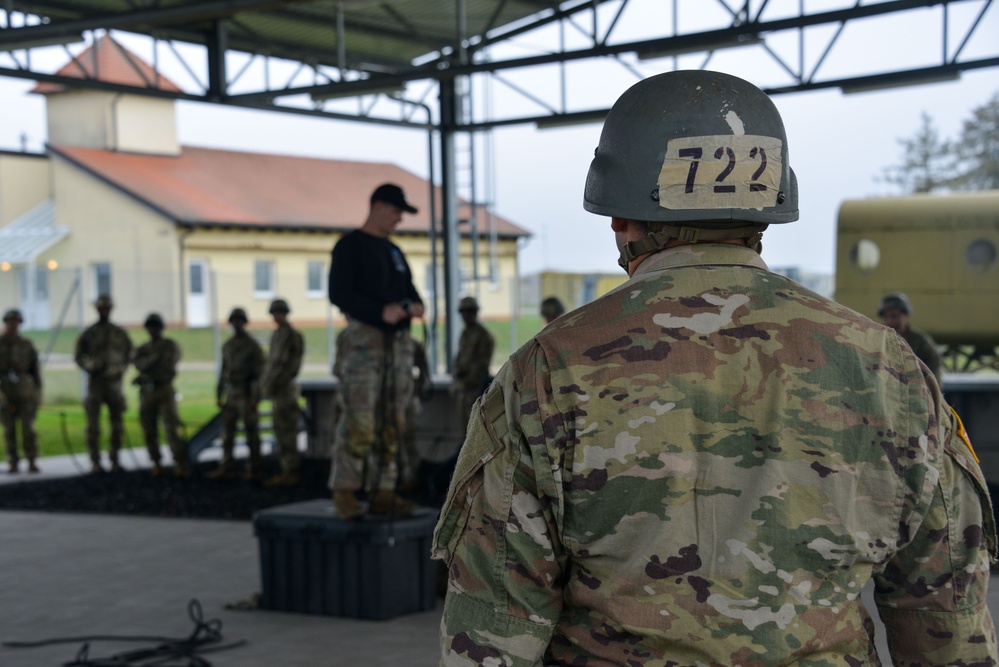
[[95, 294, 114, 310], [584, 70, 798, 227], [540, 297, 565, 321], [269, 299, 290, 314], [3, 308, 23, 323], [458, 296, 479, 312], [144, 313, 165, 329], [878, 293, 912, 317], [228, 307, 248, 324]]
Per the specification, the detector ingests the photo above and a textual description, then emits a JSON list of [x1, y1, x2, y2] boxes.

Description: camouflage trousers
[[399, 393, 422, 486], [329, 320, 415, 493], [139, 384, 185, 467], [84, 376, 127, 466], [220, 386, 261, 471], [270, 383, 301, 475], [2, 391, 39, 465]]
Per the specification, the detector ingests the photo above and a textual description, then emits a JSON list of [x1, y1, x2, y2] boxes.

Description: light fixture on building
[[636, 34, 763, 61], [840, 70, 961, 95], [535, 110, 608, 131], [47, 259, 59, 270], [1, 262, 10, 272], [311, 83, 407, 103]]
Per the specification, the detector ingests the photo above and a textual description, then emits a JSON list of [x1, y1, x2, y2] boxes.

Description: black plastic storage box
[[253, 500, 439, 620]]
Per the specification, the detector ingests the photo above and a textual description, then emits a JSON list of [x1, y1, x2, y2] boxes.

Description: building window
[[93, 262, 112, 298], [307, 261, 325, 297], [254, 260, 275, 298]]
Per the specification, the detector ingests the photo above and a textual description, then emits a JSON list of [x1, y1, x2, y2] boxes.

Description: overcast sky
[[1, 2, 997, 279]]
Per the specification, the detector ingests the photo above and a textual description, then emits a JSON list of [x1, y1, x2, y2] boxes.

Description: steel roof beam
[[228, 0, 988, 102]]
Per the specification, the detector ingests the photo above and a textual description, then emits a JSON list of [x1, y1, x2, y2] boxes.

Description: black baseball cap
[[370, 183, 418, 214]]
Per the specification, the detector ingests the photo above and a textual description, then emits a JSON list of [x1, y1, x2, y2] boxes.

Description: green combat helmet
[[583, 70, 799, 269], [269, 299, 290, 314], [144, 313, 165, 329], [3, 308, 23, 323], [228, 307, 248, 324], [540, 297, 565, 321], [458, 296, 479, 312], [878, 293, 912, 316], [95, 294, 114, 309]]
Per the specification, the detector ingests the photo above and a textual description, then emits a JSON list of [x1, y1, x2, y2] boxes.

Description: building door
[[17, 265, 50, 331], [186, 260, 210, 328]]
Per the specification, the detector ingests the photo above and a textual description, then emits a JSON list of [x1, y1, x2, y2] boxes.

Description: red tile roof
[[32, 35, 182, 95], [48, 144, 531, 238]]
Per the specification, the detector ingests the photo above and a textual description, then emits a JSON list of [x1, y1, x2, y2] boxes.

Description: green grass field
[[22, 317, 546, 458]]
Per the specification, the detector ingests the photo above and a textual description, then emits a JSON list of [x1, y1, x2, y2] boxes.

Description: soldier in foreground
[[879, 292, 943, 380], [0, 309, 42, 473], [260, 299, 304, 487], [132, 313, 186, 477], [452, 296, 494, 436], [75, 294, 133, 473], [211, 308, 264, 480], [433, 71, 997, 665]]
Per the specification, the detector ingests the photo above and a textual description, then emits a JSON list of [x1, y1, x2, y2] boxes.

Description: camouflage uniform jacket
[[260, 324, 304, 394], [133, 337, 181, 386], [433, 243, 997, 667], [217, 333, 265, 397], [75, 321, 133, 380], [454, 322, 495, 391], [0, 334, 41, 399]]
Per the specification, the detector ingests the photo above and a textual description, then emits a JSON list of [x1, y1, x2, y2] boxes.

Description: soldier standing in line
[[75, 294, 133, 474], [132, 313, 187, 478], [539, 296, 565, 324], [452, 296, 494, 437], [879, 292, 943, 380], [0, 309, 42, 474], [433, 71, 996, 665], [261, 299, 304, 487], [209, 307, 264, 480]]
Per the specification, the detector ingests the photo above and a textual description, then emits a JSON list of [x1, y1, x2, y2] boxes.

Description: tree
[[880, 94, 999, 194], [949, 92, 999, 191], [880, 112, 952, 194]]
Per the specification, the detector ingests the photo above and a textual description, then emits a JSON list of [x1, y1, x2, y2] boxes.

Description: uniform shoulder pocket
[[432, 381, 508, 563], [943, 407, 997, 563]]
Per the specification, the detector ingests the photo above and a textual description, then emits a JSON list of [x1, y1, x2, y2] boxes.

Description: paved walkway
[[2, 454, 999, 665]]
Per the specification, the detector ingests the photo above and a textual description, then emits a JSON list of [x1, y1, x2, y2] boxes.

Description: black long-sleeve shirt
[[328, 229, 423, 332]]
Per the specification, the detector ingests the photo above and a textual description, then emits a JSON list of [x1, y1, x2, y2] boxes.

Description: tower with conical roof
[[32, 34, 182, 156]]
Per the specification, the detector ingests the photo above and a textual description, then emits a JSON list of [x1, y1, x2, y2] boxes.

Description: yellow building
[[0, 36, 529, 330]]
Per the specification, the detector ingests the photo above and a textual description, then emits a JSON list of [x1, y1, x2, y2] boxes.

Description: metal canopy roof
[[4, 0, 557, 73], [3, 1, 997, 130]]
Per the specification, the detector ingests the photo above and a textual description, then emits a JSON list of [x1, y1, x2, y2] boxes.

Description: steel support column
[[439, 76, 461, 373]]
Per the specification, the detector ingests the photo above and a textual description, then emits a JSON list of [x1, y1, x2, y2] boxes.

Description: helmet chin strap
[[617, 225, 767, 271]]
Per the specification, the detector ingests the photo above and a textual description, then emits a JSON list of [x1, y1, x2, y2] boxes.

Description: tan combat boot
[[27, 460, 39, 473], [332, 490, 365, 520], [264, 471, 299, 487], [206, 465, 235, 480], [369, 491, 418, 517], [150, 463, 164, 478]]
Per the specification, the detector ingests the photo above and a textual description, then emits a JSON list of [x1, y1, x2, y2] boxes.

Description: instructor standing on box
[[328, 183, 424, 520]]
